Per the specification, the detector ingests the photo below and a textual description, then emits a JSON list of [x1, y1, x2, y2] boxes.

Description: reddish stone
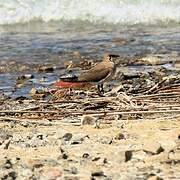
[[53, 81, 92, 89]]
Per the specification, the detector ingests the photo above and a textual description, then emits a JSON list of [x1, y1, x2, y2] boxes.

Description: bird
[[55, 53, 119, 94]]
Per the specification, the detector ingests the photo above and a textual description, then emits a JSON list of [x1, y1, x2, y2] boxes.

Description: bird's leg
[[97, 84, 104, 97], [100, 84, 104, 94], [98, 84, 101, 93]]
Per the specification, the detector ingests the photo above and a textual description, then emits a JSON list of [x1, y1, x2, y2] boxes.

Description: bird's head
[[103, 53, 119, 62]]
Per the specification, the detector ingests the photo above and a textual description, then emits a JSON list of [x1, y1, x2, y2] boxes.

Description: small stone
[[98, 136, 113, 144], [114, 133, 126, 140], [80, 115, 96, 125], [25, 159, 43, 169], [143, 142, 164, 155], [125, 150, 133, 162], [91, 171, 106, 177], [132, 150, 149, 160], [29, 88, 38, 96], [54, 129, 69, 139], [178, 134, 180, 139], [139, 55, 166, 65], [64, 176, 79, 180], [147, 174, 163, 180], [82, 153, 90, 159], [92, 157, 101, 161], [18, 74, 34, 80], [42, 167, 62, 179], [2, 171, 17, 180], [70, 167, 78, 174], [36, 134, 44, 140], [3, 159, 13, 169], [112, 150, 128, 163], [37, 65, 54, 72], [58, 147, 68, 160], [0, 139, 11, 149], [70, 133, 89, 145], [0, 130, 12, 140], [62, 133, 73, 141], [19, 168, 33, 178]]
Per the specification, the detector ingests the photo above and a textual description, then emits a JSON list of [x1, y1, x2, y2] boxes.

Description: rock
[[63, 176, 80, 180], [70, 166, 78, 174], [143, 141, 164, 155], [97, 136, 113, 144], [125, 150, 133, 162], [25, 159, 43, 169], [1, 170, 17, 180], [138, 55, 169, 65], [168, 148, 180, 161], [18, 168, 33, 178], [29, 88, 38, 96], [58, 147, 68, 160], [114, 133, 126, 140], [0, 130, 12, 140], [29, 88, 46, 99], [80, 115, 100, 128], [37, 65, 54, 72], [0, 139, 11, 149], [64, 166, 78, 175], [161, 141, 177, 152], [92, 157, 101, 162], [2, 159, 13, 169], [131, 150, 149, 160], [122, 72, 141, 80], [54, 129, 69, 139], [17, 74, 34, 80], [91, 171, 106, 177], [70, 133, 89, 145], [42, 167, 62, 179], [20, 121, 30, 128], [62, 133, 73, 141], [80, 115, 96, 125], [145, 152, 168, 163], [113, 150, 132, 163], [147, 174, 163, 180]]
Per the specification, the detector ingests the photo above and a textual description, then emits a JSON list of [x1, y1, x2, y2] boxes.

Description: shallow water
[[1, 22, 179, 62]]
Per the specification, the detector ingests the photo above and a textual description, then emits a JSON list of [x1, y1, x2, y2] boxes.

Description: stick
[[0, 116, 58, 126], [0, 109, 180, 117], [144, 79, 167, 94], [133, 92, 180, 99]]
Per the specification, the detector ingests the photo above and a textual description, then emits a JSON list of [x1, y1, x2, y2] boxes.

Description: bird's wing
[[78, 67, 112, 82]]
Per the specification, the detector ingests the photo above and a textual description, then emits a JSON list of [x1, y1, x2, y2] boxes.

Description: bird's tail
[[60, 74, 78, 82]]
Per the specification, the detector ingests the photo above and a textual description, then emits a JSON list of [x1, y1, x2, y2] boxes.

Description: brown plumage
[[60, 53, 119, 94]]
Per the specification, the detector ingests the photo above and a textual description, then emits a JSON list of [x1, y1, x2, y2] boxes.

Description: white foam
[[0, 0, 180, 25]]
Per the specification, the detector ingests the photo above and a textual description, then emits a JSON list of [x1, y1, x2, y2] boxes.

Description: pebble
[[143, 141, 164, 155], [91, 171, 106, 177], [42, 167, 62, 179], [98, 136, 113, 144], [70, 133, 89, 145], [114, 133, 126, 140], [80, 115, 96, 125], [37, 65, 54, 72], [62, 133, 73, 141]]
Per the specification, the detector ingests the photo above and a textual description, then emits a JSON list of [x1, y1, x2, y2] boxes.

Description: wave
[[0, 0, 180, 25]]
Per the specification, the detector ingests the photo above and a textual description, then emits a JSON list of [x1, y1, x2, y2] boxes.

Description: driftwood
[[0, 109, 180, 117]]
